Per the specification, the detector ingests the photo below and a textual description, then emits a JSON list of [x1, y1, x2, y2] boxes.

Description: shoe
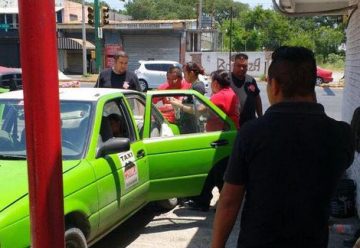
[[183, 200, 209, 212]]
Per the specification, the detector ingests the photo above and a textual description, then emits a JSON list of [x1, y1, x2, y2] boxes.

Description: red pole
[[18, 1, 64, 248]]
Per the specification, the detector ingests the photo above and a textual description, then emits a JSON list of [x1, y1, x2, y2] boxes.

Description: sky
[[104, 0, 273, 11]]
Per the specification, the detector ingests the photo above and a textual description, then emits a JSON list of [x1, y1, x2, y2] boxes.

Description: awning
[[0, 7, 64, 14], [57, 37, 95, 50]]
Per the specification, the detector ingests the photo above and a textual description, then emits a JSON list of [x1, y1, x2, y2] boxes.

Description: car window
[[0, 73, 22, 89], [100, 100, 135, 143], [152, 93, 229, 135], [0, 100, 92, 160], [125, 94, 173, 139], [144, 63, 171, 72], [144, 64, 162, 71], [125, 95, 145, 138]]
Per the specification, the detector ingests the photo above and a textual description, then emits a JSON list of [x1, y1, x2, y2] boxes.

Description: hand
[[168, 97, 182, 107], [123, 81, 129, 89]]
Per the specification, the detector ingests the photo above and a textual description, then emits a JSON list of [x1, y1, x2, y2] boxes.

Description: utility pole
[[197, 0, 202, 51], [81, 0, 87, 75], [229, 6, 233, 69], [94, 0, 101, 72]]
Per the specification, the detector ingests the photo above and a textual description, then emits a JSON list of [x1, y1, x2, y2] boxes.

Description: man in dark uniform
[[212, 46, 354, 248], [95, 51, 141, 91], [231, 53, 263, 126]]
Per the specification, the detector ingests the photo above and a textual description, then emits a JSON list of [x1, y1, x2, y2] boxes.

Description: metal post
[[229, 6, 233, 70], [18, 0, 64, 248], [82, 0, 87, 75], [94, 0, 102, 72], [197, 0, 202, 52]]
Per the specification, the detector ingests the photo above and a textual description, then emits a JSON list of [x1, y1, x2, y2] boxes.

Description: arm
[[211, 183, 245, 248], [128, 72, 142, 91], [255, 94, 263, 117], [94, 73, 102, 88]]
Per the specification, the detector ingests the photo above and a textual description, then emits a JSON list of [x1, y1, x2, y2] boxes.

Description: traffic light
[[102, 7, 110, 26], [87, 6, 94, 26]]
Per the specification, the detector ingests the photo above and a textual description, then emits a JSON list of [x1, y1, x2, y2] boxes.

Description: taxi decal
[[118, 151, 139, 189]]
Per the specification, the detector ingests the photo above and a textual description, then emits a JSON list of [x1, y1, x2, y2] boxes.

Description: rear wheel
[[157, 198, 178, 210], [139, 79, 148, 92], [65, 227, 87, 248], [316, 77, 324, 85]]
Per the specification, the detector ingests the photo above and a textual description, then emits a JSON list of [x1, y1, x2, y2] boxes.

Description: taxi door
[[88, 96, 149, 233], [142, 90, 237, 201]]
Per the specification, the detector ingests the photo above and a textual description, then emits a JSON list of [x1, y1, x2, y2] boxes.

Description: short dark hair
[[113, 51, 128, 61], [211, 70, 231, 87], [268, 46, 316, 98], [167, 65, 183, 79], [183, 62, 205, 76], [108, 113, 122, 122], [234, 53, 248, 61]]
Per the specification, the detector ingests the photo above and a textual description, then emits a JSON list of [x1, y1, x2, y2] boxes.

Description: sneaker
[[183, 200, 209, 212]]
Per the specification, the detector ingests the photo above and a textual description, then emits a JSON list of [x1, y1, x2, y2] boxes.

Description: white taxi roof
[[0, 88, 136, 101]]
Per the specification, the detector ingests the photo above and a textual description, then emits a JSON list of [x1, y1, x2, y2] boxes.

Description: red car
[[316, 66, 333, 85]]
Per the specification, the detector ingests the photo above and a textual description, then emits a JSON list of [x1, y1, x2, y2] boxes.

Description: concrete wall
[[185, 51, 268, 77], [63, 1, 83, 23], [342, 0, 360, 216]]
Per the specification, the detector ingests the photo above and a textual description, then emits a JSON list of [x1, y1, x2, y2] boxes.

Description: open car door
[[143, 90, 238, 201]]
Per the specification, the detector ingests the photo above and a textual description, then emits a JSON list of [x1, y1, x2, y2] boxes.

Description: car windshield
[[0, 100, 92, 160]]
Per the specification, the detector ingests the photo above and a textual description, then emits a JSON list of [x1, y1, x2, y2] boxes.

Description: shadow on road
[[322, 86, 336, 96], [91, 204, 159, 248]]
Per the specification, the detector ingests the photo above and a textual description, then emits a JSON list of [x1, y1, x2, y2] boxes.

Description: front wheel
[[139, 79, 148, 92], [65, 227, 87, 248]]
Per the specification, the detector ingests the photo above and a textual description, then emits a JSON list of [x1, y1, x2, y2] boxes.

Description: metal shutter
[[123, 35, 180, 71]]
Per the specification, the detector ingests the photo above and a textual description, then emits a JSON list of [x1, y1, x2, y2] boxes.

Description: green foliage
[[326, 53, 345, 68], [283, 32, 315, 51], [314, 26, 344, 62], [122, 1, 345, 62], [125, 0, 196, 20]]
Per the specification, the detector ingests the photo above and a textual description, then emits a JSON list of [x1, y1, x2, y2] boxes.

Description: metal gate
[[0, 39, 20, 67], [123, 34, 181, 71]]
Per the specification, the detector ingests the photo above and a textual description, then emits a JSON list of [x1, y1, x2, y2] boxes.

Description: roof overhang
[[0, 6, 64, 14], [57, 37, 95, 50], [274, 0, 358, 16]]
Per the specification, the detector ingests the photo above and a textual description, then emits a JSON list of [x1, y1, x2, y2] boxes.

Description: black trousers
[[192, 158, 229, 207]]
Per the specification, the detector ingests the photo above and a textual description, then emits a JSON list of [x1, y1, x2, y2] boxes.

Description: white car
[[135, 60, 209, 92]]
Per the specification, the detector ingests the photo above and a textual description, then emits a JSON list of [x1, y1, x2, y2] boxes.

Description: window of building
[[69, 14, 78, 21]]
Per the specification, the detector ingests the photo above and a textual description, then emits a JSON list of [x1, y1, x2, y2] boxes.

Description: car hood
[[0, 159, 81, 212]]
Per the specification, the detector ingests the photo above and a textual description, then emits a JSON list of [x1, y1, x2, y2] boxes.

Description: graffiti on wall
[[185, 52, 267, 77], [216, 57, 261, 72]]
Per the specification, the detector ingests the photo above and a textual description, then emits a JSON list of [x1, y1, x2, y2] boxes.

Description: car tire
[[65, 227, 87, 248], [316, 77, 324, 86], [157, 198, 178, 210], [139, 79, 148, 92]]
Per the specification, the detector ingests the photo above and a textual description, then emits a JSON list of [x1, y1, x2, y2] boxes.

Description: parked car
[[135, 60, 210, 91], [0, 88, 237, 247], [316, 66, 333, 85], [0, 67, 79, 92], [0, 66, 22, 92]]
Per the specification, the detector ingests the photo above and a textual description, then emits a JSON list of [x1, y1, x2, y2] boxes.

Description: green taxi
[[0, 88, 237, 247]]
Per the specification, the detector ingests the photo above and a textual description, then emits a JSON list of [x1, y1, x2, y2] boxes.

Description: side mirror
[[97, 137, 130, 158]]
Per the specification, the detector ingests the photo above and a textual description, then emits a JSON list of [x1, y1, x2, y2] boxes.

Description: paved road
[[258, 82, 343, 121]]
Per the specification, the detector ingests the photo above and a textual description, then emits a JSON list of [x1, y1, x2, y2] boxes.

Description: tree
[[202, 0, 249, 25], [125, 0, 196, 20], [314, 26, 343, 62]]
